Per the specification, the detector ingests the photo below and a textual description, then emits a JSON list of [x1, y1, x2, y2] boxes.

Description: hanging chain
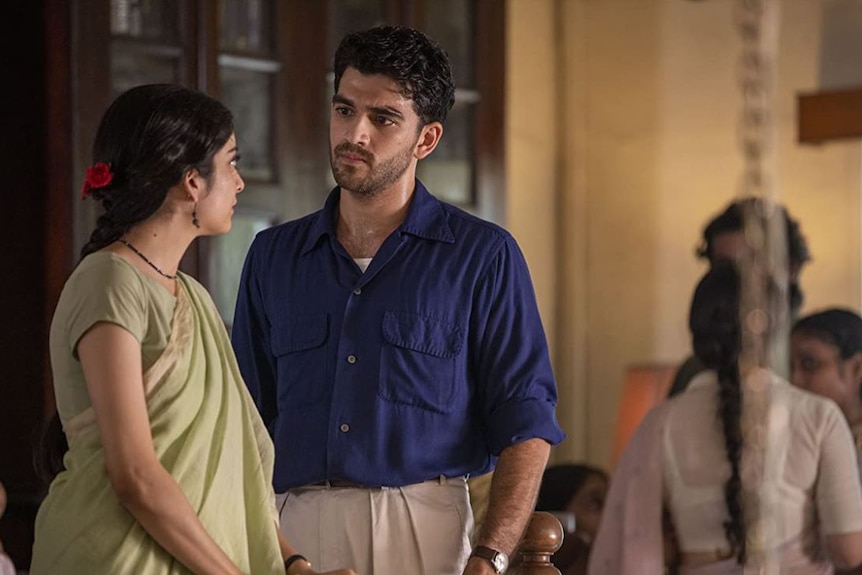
[[734, 0, 786, 571]]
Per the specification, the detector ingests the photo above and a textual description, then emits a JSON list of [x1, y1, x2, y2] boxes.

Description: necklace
[[118, 239, 178, 280]]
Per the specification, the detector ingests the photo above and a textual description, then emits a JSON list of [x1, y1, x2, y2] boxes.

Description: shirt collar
[[301, 179, 455, 255]]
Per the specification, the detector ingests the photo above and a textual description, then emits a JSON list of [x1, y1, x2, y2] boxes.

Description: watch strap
[[471, 545, 506, 573]]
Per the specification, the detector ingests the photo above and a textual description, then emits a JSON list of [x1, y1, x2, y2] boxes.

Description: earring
[[192, 203, 200, 228]]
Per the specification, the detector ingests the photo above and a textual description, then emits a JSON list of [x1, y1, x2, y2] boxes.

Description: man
[[232, 25, 565, 575], [667, 196, 811, 397]]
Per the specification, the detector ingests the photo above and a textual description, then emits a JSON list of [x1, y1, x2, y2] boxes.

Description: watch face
[[492, 552, 508, 573]]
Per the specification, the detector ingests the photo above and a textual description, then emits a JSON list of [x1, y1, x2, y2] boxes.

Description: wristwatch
[[471, 545, 509, 574]]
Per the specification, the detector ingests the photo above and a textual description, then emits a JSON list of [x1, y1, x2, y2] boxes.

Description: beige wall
[[506, 0, 862, 470]]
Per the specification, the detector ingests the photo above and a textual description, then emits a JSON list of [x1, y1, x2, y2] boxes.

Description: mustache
[[334, 143, 373, 162]]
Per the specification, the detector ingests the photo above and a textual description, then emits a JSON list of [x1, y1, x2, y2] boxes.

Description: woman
[[791, 309, 862, 575], [791, 309, 862, 466], [31, 84, 355, 575], [536, 464, 609, 575], [589, 262, 862, 574]]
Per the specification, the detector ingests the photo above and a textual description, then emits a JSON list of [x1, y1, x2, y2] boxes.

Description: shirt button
[[347, 354, 357, 364], [340, 423, 350, 432], [353, 288, 362, 295]]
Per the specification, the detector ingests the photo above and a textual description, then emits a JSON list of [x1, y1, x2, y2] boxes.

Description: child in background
[[536, 464, 609, 575]]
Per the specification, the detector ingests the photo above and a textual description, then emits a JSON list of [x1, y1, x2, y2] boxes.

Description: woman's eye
[[800, 358, 819, 372]]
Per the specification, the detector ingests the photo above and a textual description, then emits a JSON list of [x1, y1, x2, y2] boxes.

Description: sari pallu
[[588, 401, 833, 575], [32, 275, 283, 575]]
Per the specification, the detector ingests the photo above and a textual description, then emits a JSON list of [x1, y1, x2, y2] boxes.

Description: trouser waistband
[[294, 475, 467, 490]]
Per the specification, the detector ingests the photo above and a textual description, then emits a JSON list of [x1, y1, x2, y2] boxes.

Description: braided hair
[[688, 261, 746, 563], [80, 83, 234, 259]]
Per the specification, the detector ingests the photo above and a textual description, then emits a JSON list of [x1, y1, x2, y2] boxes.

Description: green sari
[[32, 271, 283, 574]]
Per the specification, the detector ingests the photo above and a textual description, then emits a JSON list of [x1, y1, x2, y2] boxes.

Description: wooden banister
[[510, 511, 563, 575]]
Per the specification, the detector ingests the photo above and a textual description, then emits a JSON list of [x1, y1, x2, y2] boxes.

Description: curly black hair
[[697, 197, 810, 267], [333, 25, 456, 126], [696, 197, 810, 315]]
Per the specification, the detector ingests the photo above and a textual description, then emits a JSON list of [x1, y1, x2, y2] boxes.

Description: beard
[[330, 140, 416, 199]]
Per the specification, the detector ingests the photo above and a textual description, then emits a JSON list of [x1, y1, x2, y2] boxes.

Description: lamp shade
[[612, 363, 676, 468]]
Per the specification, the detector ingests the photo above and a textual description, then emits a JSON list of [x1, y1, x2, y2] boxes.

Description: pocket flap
[[271, 313, 328, 356], [382, 311, 463, 358]]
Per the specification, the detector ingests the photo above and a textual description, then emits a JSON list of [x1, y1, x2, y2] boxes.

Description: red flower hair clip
[[80, 162, 114, 200]]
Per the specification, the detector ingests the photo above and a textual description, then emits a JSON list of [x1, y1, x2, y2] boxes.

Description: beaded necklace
[[118, 239, 178, 280]]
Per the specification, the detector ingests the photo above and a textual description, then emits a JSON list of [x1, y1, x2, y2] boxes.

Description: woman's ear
[[847, 352, 862, 400], [181, 168, 205, 202]]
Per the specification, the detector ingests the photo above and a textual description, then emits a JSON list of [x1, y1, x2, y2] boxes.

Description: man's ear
[[182, 168, 205, 202], [414, 122, 443, 160]]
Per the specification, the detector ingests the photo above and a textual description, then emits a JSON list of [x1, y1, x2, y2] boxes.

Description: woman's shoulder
[[62, 252, 147, 296], [771, 374, 845, 423]]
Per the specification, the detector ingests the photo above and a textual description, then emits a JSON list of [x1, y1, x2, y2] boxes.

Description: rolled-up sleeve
[[471, 237, 566, 455]]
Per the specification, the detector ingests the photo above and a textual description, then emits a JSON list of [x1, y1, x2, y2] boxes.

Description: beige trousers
[[277, 477, 473, 575]]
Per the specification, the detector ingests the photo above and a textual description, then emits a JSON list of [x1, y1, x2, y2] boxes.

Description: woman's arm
[[79, 322, 243, 575]]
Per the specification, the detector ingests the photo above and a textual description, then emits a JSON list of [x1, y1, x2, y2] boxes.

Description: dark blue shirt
[[232, 181, 565, 491]]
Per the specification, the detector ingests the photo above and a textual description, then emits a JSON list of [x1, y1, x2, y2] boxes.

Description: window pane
[[209, 210, 277, 329], [330, 0, 388, 60], [421, 0, 474, 87], [220, 0, 274, 54], [111, 0, 179, 41], [111, 47, 180, 96], [220, 66, 275, 181], [416, 102, 474, 205]]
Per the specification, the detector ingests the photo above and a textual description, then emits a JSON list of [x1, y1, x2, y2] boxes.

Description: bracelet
[[284, 554, 310, 574]]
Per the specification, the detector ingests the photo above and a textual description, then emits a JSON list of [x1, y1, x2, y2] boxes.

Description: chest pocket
[[378, 310, 464, 414], [270, 312, 329, 407]]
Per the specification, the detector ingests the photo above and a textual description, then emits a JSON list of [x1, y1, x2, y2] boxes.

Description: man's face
[[329, 67, 424, 198], [710, 230, 749, 264]]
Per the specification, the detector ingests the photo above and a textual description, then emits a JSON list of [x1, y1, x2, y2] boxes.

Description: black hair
[[39, 84, 233, 484], [792, 308, 862, 360], [793, 308, 862, 403], [34, 411, 68, 487], [696, 197, 810, 314], [80, 83, 234, 259], [688, 261, 746, 564], [333, 25, 456, 126], [535, 463, 609, 512]]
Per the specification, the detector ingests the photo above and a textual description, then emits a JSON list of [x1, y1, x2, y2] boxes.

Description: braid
[[80, 212, 127, 259], [690, 260, 748, 564], [79, 177, 168, 260], [716, 358, 746, 564]]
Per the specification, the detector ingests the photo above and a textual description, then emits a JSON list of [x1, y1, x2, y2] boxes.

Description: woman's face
[[196, 133, 244, 235], [565, 473, 608, 541], [790, 332, 862, 421]]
